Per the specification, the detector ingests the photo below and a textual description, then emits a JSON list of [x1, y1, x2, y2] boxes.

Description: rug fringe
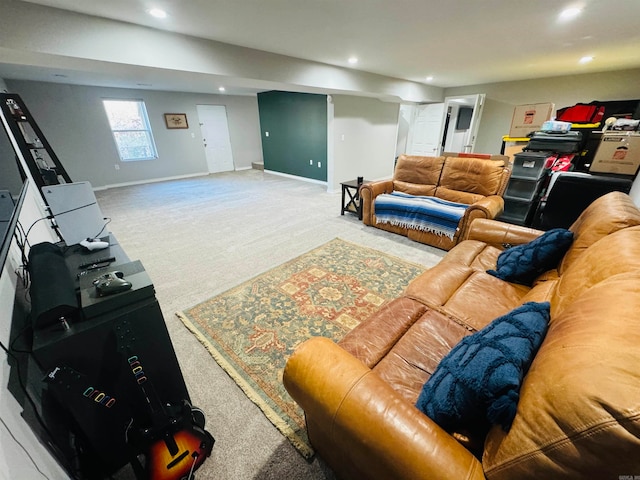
[[175, 311, 315, 459]]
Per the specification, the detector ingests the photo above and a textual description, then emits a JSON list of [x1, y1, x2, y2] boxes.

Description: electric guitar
[[125, 354, 215, 480]]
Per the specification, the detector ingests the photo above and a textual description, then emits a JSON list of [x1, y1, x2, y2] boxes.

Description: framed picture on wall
[[164, 113, 189, 129]]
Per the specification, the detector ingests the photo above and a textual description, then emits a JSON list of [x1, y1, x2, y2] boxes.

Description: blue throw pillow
[[487, 228, 574, 286], [415, 301, 550, 432]]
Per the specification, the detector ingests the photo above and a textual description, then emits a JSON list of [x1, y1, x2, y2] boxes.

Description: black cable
[[91, 217, 112, 241], [15, 222, 31, 290], [24, 216, 53, 245], [48, 202, 97, 218], [10, 322, 32, 354]]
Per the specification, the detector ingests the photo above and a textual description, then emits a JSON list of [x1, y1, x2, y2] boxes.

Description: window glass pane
[[113, 131, 155, 160], [102, 99, 157, 161], [104, 100, 145, 130]]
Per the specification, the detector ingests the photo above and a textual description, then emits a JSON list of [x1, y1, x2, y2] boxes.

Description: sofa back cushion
[[482, 271, 640, 480], [436, 157, 507, 204], [559, 191, 640, 275], [549, 225, 640, 318], [393, 155, 445, 188]]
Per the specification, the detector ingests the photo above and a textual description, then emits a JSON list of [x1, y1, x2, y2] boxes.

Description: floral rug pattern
[[176, 238, 425, 458]]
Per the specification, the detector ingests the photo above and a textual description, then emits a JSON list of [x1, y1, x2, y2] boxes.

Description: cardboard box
[[590, 132, 640, 176], [509, 103, 555, 138]]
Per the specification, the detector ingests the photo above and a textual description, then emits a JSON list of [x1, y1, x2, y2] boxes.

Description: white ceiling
[[6, 0, 640, 95]]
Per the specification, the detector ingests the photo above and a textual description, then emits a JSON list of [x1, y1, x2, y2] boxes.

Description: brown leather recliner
[[284, 191, 640, 480], [360, 154, 511, 250]]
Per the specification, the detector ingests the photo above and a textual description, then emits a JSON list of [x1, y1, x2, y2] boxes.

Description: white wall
[[6, 80, 264, 188], [0, 181, 69, 480], [330, 95, 399, 193], [396, 104, 415, 157]]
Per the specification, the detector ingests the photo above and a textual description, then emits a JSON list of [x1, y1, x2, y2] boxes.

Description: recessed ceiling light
[[579, 55, 594, 64], [148, 8, 167, 19], [425, 76, 434, 82], [348, 57, 358, 65], [218, 86, 226, 92], [559, 6, 582, 21]]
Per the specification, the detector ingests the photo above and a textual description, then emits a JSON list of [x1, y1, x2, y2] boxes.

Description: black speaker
[[28, 242, 79, 329]]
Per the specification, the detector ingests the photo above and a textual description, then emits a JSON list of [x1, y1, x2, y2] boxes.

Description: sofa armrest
[[283, 337, 484, 480], [457, 195, 504, 241], [360, 180, 393, 225], [464, 218, 544, 248]]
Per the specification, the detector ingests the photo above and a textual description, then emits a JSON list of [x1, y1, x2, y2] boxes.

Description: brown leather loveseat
[[360, 154, 511, 250], [284, 191, 640, 480]]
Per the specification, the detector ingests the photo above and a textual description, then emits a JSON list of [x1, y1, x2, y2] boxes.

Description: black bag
[[524, 131, 584, 153]]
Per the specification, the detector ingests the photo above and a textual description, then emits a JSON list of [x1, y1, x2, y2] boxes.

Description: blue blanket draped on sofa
[[374, 192, 468, 239]]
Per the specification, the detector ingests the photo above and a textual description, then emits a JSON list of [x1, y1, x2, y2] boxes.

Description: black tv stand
[[16, 235, 213, 479]]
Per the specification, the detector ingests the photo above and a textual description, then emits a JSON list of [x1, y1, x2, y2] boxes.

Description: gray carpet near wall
[[95, 169, 445, 480]]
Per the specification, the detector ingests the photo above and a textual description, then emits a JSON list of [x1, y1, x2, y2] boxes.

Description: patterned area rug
[[176, 238, 425, 458]]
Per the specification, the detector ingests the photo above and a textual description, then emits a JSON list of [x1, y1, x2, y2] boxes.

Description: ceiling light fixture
[[348, 57, 358, 65], [579, 55, 594, 64], [559, 6, 582, 21], [425, 76, 434, 82], [218, 86, 226, 92], [148, 8, 167, 19]]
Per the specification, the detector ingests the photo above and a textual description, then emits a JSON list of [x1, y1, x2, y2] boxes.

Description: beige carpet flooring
[[95, 169, 445, 480]]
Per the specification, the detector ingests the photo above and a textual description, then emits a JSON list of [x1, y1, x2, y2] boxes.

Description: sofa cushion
[[339, 297, 428, 369], [549, 225, 640, 318], [438, 157, 506, 197], [487, 228, 574, 286], [372, 308, 469, 403], [392, 180, 436, 197], [394, 155, 445, 185], [405, 263, 528, 331], [433, 187, 485, 205], [559, 191, 640, 274], [415, 302, 550, 433], [483, 273, 640, 480]]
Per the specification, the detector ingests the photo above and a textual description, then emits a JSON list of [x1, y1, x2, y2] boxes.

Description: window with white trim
[[102, 99, 157, 161]]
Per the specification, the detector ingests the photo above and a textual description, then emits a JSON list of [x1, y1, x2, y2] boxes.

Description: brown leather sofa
[[284, 191, 640, 480], [360, 154, 511, 250]]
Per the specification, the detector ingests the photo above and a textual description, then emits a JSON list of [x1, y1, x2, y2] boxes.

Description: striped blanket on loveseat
[[374, 192, 469, 240]]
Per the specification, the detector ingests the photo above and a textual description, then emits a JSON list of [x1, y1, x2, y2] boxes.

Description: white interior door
[[407, 103, 445, 156], [441, 94, 485, 154], [196, 105, 234, 173]]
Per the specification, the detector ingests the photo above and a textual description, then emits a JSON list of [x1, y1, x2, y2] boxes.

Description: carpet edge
[[175, 311, 315, 459]]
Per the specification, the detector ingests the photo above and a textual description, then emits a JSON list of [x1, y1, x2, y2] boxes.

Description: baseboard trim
[[263, 169, 327, 187], [94, 172, 207, 191]]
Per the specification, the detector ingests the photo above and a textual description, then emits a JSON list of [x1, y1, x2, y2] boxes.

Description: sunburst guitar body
[[146, 422, 214, 480]]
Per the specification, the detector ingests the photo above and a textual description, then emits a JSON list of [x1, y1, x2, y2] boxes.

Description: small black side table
[[341, 179, 367, 220]]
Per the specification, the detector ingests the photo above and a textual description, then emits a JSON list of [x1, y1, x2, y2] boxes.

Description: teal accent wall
[[257, 91, 327, 181]]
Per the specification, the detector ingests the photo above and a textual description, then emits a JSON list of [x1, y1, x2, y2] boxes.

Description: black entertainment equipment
[[26, 236, 214, 479]]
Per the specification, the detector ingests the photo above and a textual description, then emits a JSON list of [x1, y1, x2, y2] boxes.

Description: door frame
[[439, 94, 485, 154]]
